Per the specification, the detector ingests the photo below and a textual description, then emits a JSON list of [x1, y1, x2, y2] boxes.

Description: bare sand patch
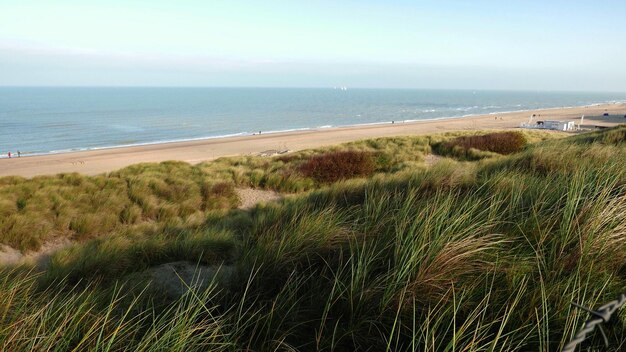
[[0, 238, 72, 267], [0, 245, 22, 265], [236, 188, 282, 209], [424, 154, 444, 166]]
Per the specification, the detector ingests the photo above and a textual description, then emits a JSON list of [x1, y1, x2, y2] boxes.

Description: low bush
[[436, 131, 527, 160], [297, 150, 376, 183]]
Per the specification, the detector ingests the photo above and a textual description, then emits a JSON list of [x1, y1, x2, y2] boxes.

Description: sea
[[1, 87, 625, 157]]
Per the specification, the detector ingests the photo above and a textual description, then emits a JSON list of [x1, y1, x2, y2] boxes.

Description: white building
[[521, 119, 576, 131], [540, 120, 576, 131]]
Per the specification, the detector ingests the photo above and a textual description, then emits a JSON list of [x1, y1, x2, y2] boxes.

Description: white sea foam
[[2, 87, 624, 158]]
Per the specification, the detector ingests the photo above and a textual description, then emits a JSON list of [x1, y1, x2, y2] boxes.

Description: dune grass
[[0, 129, 562, 252], [3, 127, 624, 350], [0, 162, 240, 251]]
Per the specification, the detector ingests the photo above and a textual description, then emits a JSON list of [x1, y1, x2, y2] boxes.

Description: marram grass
[[1, 126, 625, 351]]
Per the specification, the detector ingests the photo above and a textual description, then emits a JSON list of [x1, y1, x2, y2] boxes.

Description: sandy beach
[[1, 103, 624, 178]]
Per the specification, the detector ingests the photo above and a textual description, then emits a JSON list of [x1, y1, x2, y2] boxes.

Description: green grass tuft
[[3, 127, 625, 350]]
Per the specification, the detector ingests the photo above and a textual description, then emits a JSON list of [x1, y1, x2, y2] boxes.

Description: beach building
[[541, 120, 576, 131], [521, 118, 576, 131]]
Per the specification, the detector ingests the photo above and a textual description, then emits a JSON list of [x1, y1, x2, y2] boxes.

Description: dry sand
[[236, 188, 282, 209], [423, 154, 444, 166], [0, 238, 72, 267], [1, 103, 625, 178]]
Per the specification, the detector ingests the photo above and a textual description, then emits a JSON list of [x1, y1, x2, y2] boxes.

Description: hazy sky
[[1, 0, 625, 90]]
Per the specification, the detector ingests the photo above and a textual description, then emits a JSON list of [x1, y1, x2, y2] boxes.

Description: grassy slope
[[2, 127, 625, 351], [0, 129, 558, 252]]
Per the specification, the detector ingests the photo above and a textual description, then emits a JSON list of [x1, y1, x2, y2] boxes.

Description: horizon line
[[1, 85, 626, 94]]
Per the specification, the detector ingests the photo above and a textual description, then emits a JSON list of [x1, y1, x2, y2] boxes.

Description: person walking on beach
[[17, 151, 21, 158], [7, 152, 11, 158]]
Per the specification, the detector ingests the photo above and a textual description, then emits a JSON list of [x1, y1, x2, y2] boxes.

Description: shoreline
[[5, 101, 624, 159], [1, 102, 624, 178]]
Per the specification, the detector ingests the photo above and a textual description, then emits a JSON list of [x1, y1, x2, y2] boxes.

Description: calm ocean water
[[1, 87, 625, 157]]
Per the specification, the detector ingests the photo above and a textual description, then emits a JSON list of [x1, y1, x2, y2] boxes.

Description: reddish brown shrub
[[443, 132, 527, 155], [298, 150, 376, 183]]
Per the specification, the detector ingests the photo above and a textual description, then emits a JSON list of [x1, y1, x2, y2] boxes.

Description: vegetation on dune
[[0, 129, 560, 252], [0, 162, 239, 251], [297, 150, 376, 183], [4, 127, 624, 350], [571, 124, 626, 145], [434, 131, 528, 160]]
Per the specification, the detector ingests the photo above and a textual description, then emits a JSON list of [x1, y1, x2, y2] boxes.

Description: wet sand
[[1, 103, 624, 178]]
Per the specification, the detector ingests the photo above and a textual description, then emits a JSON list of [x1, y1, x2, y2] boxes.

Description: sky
[[1, 0, 625, 91]]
